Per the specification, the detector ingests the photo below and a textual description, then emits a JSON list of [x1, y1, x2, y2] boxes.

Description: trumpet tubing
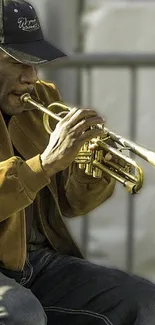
[[21, 93, 155, 194]]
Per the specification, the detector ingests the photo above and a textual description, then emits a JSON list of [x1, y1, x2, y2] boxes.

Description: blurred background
[[31, 0, 155, 282]]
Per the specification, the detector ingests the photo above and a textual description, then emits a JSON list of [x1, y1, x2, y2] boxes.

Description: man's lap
[[27, 248, 155, 324], [0, 247, 155, 324]]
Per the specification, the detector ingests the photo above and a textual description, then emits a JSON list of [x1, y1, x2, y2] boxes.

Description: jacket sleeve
[[0, 155, 50, 220], [36, 80, 116, 217], [57, 163, 115, 218]]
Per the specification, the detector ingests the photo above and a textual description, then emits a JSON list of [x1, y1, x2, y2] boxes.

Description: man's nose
[[20, 65, 38, 85]]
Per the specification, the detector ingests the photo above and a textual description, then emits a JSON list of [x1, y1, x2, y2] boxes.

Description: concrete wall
[[81, 2, 155, 281]]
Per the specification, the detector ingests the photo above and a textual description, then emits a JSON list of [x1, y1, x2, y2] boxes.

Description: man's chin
[[0, 100, 24, 115], [0, 94, 35, 115]]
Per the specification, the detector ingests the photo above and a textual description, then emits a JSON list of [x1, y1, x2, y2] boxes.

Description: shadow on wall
[[30, 0, 80, 104]]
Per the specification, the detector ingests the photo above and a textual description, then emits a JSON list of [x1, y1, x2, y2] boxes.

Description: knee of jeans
[[1, 286, 47, 325]]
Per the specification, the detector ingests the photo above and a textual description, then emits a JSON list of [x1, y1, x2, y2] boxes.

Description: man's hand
[[40, 107, 105, 178]]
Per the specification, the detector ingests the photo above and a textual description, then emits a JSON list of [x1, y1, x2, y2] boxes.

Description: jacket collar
[[8, 109, 49, 160], [0, 111, 14, 161]]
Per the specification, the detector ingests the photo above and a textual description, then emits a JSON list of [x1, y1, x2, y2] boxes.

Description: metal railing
[[51, 53, 155, 273]]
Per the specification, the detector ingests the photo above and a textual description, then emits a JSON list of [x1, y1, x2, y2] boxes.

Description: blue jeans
[[0, 246, 155, 325]]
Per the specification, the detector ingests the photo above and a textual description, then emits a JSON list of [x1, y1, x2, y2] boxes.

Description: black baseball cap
[[0, 0, 66, 65]]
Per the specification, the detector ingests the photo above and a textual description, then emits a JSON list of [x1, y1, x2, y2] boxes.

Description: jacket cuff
[[17, 154, 50, 198]]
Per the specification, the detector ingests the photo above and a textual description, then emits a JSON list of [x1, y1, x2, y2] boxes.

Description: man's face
[[0, 51, 38, 115]]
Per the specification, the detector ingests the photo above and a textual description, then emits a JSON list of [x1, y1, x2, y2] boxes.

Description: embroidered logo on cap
[[17, 17, 40, 32]]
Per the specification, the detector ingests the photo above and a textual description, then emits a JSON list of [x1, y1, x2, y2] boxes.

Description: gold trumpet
[[21, 93, 155, 194]]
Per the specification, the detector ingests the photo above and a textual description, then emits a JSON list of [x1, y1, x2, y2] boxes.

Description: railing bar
[[126, 67, 137, 273], [49, 53, 155, 69], [81, 68, 93, 259]]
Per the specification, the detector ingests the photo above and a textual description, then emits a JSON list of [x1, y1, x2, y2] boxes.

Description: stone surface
[[81, 2, 155, 281]]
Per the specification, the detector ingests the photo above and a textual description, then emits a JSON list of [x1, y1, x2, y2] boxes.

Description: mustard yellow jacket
[[0, 80, 115, 271]]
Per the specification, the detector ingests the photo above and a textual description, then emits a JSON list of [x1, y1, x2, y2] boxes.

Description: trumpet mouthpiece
[[20, 93, 31, 103]]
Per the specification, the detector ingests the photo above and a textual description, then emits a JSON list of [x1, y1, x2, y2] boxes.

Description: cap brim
[[0, 39, 66, 65]]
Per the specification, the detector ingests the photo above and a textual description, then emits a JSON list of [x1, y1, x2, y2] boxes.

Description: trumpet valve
[[93, 150, 104, 178], [85, 162, 94, 176], [75, 142, 91, 169]]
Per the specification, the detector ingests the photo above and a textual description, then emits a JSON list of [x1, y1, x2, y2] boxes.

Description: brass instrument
[[21, 93, 155, 194]]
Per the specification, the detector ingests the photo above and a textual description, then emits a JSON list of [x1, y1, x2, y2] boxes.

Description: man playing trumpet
[[0, 0, 155, 324]]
